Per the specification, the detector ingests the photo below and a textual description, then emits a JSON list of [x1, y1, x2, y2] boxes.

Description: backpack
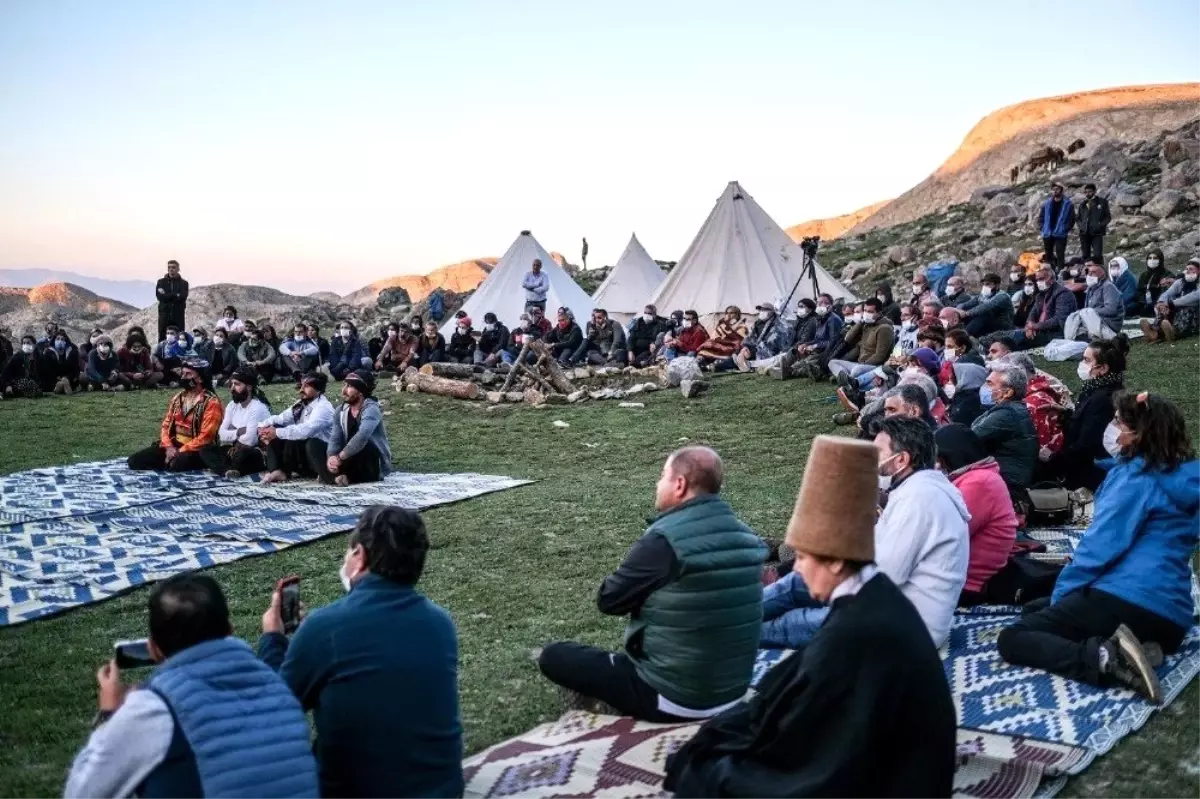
[[983, 554, 1066, 605], [428, 290, 445, 322]]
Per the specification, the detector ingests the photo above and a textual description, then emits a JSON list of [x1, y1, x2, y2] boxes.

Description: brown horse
[[1026, 146, 1065, 173], [1066, 138, 1086, 155]]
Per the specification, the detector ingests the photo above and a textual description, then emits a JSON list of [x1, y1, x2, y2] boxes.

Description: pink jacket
[[949, 458, 1018, 592]]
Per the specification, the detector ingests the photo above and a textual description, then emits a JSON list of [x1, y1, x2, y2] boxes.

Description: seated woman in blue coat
[[998, 391, 1198, 704]]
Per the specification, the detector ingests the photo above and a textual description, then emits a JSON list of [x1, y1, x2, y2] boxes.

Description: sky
[[1, 0, 1197, 295]]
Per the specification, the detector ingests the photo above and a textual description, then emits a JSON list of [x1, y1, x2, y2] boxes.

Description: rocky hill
[[786, 200, 890, 242], [814, 117, 1200, 299], [0, 282, 137, 341], [342, 258, 499, 306], [845, 83, 1199, 235]]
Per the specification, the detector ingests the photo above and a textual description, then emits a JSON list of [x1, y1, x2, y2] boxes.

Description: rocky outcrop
[[786, 199, 891, 242], [342, 258, 498, 306]]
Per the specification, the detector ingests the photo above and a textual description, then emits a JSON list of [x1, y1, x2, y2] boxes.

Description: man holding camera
[[258, 505, 465, 798], [64, 574, 317, 799]]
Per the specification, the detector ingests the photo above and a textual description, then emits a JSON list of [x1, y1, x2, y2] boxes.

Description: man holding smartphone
[[64, 574, 317, 799]]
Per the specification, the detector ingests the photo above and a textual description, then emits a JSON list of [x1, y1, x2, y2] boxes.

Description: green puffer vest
[[625, 494, 767, 709]]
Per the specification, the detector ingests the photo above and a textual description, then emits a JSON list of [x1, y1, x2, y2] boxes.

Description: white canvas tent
[[590, 233, 666, 323], [649, 181, 854, 323], [441, 230, 595, 336]]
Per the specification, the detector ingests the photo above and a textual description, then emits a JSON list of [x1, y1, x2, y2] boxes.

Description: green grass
[[0, 340, 1197, 797]]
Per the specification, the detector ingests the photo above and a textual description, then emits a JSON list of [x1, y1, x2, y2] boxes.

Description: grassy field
[[0, 339, 1196, 797]]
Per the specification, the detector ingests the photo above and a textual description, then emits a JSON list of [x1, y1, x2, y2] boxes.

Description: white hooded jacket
[[875, 468, 971, 647]]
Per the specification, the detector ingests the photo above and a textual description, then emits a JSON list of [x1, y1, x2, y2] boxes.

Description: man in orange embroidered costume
[[127, 358, 224, 472]]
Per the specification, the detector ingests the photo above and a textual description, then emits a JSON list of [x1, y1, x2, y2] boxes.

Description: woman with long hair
[[999, 392, 1198, 703]]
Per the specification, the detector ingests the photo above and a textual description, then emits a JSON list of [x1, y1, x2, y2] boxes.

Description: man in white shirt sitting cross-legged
[[258, 372, 336, 483]]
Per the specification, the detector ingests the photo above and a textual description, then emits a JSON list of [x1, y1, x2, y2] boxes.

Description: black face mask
[[231, 388, 249, 403]]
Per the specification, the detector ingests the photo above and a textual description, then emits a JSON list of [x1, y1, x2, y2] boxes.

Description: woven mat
[[0, 458, 532, 625]]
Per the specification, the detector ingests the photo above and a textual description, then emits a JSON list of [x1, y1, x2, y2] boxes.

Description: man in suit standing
[[156, 260, 190, 343]]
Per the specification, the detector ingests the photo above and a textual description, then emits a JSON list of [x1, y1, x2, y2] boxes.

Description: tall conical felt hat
[[785, 435, 877, 561]]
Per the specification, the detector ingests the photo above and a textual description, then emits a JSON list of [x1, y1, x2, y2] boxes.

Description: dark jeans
[[1042, 236, 1067, 269], [316, 442, 382, 485], [570, 341, 625, 365], [630, 349, 656, 368], [265, 437, 325, 477], [537, 641, 689, 723], [965, 313, 1004, 337], [1079, 234, 1104, 263], [997, 587, 1187, 687], [197, 443, 266, 475], [127, 444, 208, 472]]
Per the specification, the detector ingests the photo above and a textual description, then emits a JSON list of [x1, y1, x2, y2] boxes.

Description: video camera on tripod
[[799, 235, 821, 259]]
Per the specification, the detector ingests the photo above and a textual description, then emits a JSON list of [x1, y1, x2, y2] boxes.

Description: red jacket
[[948, 458, 1018, 593], [1025, 375, 1067, 454], [675, 325, 710, 354]]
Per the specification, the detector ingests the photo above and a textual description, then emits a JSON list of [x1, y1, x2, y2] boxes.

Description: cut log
[[500, 341, 531, 393], [528, 341, 577, 394], [503, 391, 526, 403], [407, 371, 481, 400], [567, 390, 588, 403], [523, 388, 546, 405], [543, 393, 568, 405], [418, 362, 477, 379], [486, 391, 504, 403], [517, 362, 556, 393]]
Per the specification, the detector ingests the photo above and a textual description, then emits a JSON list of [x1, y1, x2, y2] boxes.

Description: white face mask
[[912, 285, 923, 296], [757, 311, 770, 321], [850, 313, 862, 324], [213, 336, 225, 346], [1108, 268, 1120, 279], [981, 286, 994, 297], [876, 294, 887, 303], [1186, 272, 1199, 283], [1036, 281, 1049, 292], [902, 366, 923, 379], [1076, 360, 1093, 381], [943, 383, 957, 400], [224, 315, 234, 322], [339, 328, 351, 338], [1147, 258, 1160, 268], [642, 313, 654, 323], [797, 308, 810, 319], [97, 345, 111, 355], [877, 453, 901, 492], [483, 323, 495, 331], [1024, 285, 1035, 296], [861, 313, 876, 324], [944, 349, 958, 362], [1010, 272, 1023, 283], [21, 343, 34, 354], [166, 334, 177, 344], [387, 329, 398, 338], [1102, 422, 1123, 457], [1085, 275, 1099, 287], [815, 305, 830, 316], [946, 286, 960, 297], [456, 326, 468, 334], [682, 319, 694, 328], [194, 335, 206, 344], [339, 553, 356, 592], [900, 319, 914, 330]]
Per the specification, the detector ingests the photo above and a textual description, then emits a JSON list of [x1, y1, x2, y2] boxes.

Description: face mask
[[900, 320, 914, 331], [757, 311, 770, 321], [944, 349, 958, 362], [1010, 272, 1023, 283], [876, 294, 887, 303], [1147, 258, 1160, 269], [642, 313, 654, 323], [1187, 273, 1199, 283], [861, 313, 876, 324], [410, 323, 421, 331], [90, 335, 100, 345], [1036, 281, 1049, 292], [816, 305, 830, 316], [339, 553, 357, 592], [1102, 422, 1124, 457], [979, 385, 996, 407], [483, 323, 495, 332], [877, 453, 901, 492], [943, 383, 957, 400], [1024, 285, 1035, 296], [946, 286, 960, 297], [387, 329, 397, 338], [231, 387, 249, 403], [166, 334, 177, 344], [977, 286, 994, 299], [54, 340, 67, 350], [1085, 275, 1099, 287], [912, 285, 923, 296], [796, 308, 810, 319], [1069, 269, 1079, 278], [21, 343, 34, 354], [1076, 360, 1093, 381], [339, 328, 351, 338], [224, 315, 234, 322], [98, 345, 111, 355], [1107, 268, 1120, 279], [213, 336, 226, 346], [902, 366, 923, 379], [457, 326, 469, 334], [850, 313, 862, 324], [682, 319, 695, 328], [194, 335, 206, 345]]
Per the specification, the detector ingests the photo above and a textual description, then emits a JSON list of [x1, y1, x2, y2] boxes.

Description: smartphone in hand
[[277, 576, 301, 634], [114, 639, 156, 669]]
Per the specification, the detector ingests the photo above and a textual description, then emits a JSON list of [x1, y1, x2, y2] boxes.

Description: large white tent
[[590, 233, 666, 323], [649, 181, 854, 322], [441, 230, 595, 336]]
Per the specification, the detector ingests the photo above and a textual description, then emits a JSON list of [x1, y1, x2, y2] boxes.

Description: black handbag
[[983, 554, 1066, 605]]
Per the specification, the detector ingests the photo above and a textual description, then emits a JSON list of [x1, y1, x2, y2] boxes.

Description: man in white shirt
[[522, 258, 550, 312], [259, 372, 335, 483], [198, 367, 272, 477], [761, 416, 969, 649]]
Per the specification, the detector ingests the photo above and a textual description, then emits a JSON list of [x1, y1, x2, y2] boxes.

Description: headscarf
[[1108, 256, 1130, 276], [951, 362, 988, 393]]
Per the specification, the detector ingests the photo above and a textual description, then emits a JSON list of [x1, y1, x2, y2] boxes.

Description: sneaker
[[558, 687, 620, 716], [835, 371, 855, 392], [1139, 319, 1159, 343], [836, 387, 861, 413], [832, 411, 859, 426], [223, 469, 241, 479], [732, 353, 750, 373], [113, 385, 126, 392], [767, 367, 787, 380], [1161, 320, 1177, 343], [1103, 624, 1163, 704], [1143, 641, 1165, 669]]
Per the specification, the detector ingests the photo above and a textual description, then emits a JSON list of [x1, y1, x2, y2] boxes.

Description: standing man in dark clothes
[[663, 436, 956, 798], [581, 237, 589, 270], [1076, 183, 1111, 263], [259, 506, 464, 798], [537, 447, 767, 722], [155, 260, 189, 343], [1039, 183, 1075, 269]]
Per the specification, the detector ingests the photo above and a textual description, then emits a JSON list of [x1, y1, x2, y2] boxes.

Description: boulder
[[1162, 137, 1200, 167], [1162, 160, 1199, 191], [1085, 140, 1130, 176], [885, 244, 916, 265], [984, 192, 1015, 211], [969, 185, 1010, 205], [840, 260, 874, 282], [1143, 189, 1185, 219], [977, 247, 1017, 273], [680, 379, 708, 399], [1114, 191, 1142, 210], [665, 356, 703, 387], [983, 203, 1018, 224]]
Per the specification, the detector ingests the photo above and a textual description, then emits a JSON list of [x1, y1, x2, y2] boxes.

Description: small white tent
[[441, 230, 595, 336], [649, 181, 854, 322], [590, 233, 666, 323]]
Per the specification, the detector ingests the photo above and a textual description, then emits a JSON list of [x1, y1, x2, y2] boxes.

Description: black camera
[[800, 236, 821, 258]]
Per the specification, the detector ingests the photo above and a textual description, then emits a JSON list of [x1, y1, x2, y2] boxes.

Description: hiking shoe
[[559, 687, 620, 716], [732, 353, 750, 372], [832, 411, 859, 426], [1139, 319, 1158, 343], [1103, 624, 1163, 704], [1161, 320, 1177, 343], [1143, 641, 1165, 669]]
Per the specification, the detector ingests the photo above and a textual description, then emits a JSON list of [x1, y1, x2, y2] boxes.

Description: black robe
[[664, 573, 956, 798]]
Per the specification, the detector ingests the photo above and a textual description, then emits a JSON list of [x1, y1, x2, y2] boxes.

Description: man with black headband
[[259, 372, 336, 483], [198, 367, 272, 477], [128, 358, 223, 472], [319, 369, 392, 486]]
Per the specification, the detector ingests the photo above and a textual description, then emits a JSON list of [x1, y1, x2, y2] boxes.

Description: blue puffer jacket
[[1052, 456, 1200, 629], [1040, 197, 1075, 238], [148, 637, 318, 798]]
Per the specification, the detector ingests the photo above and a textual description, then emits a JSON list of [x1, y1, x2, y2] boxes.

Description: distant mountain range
[[0, 270, 158, 308]]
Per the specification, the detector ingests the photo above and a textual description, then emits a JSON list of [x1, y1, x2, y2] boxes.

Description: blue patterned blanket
[[0, 458, 532, 625]]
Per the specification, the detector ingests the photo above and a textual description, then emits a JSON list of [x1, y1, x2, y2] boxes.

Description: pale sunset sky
[[1, 0, 1196, 294]]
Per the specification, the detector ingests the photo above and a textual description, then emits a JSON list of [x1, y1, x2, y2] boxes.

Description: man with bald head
[[537, 447, 768, 722]]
